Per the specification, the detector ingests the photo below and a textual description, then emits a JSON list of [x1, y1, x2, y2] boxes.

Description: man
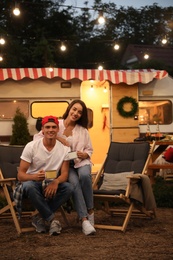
[[17, 115, 73, 235]]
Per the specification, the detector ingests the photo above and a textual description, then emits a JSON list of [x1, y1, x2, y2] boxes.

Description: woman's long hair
[[62, 100, 88, 129]]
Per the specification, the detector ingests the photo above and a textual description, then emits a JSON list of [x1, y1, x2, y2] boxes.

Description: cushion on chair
[[163, 147, 173, 162], [99, 171, 134, 191]]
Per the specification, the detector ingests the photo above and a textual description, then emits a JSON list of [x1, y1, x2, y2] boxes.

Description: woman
[[34, 100, 96, 235]]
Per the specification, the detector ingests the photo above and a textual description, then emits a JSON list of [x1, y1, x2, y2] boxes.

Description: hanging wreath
[[117, 96, 138, 118]]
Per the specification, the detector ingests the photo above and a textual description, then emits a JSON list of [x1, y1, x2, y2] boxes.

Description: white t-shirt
[[33, 119, 93, 168], [21, 138, 71, 174]]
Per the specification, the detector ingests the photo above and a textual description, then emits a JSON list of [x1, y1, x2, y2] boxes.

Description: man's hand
[[34, 169, 45, 181], [44, 180, 59, 199]]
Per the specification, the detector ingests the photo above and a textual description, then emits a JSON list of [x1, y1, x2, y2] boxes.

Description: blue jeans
[[68, 164, 93, 219], [22, 181, 73, 222]]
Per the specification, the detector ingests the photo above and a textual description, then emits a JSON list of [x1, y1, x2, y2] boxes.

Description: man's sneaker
[[88, 213, 94, 227], [49, 220, 62, 236], [82, 220, 96, 236], [32, 215, 46, 233]]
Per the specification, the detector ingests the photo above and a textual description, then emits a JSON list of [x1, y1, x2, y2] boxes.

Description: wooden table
[[147, 140, 173, 183]]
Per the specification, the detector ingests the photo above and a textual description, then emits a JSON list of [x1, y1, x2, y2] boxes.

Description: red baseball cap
[[42, 116, 59, 126]]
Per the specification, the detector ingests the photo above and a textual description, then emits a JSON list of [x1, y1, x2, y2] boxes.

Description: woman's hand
[[57, 136, 70, 147], [77, 151, 88, 160]]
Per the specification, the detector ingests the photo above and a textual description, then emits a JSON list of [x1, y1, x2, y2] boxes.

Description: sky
[[63, 0, 173, 9]]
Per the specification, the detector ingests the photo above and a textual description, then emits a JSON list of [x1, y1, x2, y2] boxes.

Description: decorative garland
[[117, 96, 138, 118]]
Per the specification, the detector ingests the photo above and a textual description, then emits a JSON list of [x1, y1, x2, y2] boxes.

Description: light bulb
[[60, 44, 66, 51], [0, 38, 5, 45], [103, 87, 107, 93], [98, 65, 103, 71], [13, 7, 20, 16], [144, 54, 149, 59], [0, 56, 3, 61], [98, 16, 105, 24], [114, 44, 119, 50], [162, 38, 167, 44]]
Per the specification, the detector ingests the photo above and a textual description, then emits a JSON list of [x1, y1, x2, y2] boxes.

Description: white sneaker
[[49, 220, 62, 236], [88, 213, 94, 226], [82, 220, 96, 236]]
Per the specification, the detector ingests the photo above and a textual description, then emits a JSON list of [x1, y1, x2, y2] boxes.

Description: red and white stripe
[[0, 68, 168, 85]]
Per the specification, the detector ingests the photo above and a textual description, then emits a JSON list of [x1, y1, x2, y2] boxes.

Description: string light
[[114, 44, 120, 50], [98, 65, 103, 70], [98, 11, 105, 24], [162, 37, 167, 44], [0, 55, 3, 61], [13, 3, 20, 16], [60, 42, 66, 51], [144, 53, 149, 59], [49, 67, 53, 72], [0, 38, 5, 45]]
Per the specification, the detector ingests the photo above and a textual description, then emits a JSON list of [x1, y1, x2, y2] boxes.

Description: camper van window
[[31, 101, 94, 129], [31, 101, 69, 118], [0, 100, 29, 120], [139, 100, 172, 125]]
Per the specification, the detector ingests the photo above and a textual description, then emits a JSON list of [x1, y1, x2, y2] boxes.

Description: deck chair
[[0, 145, 69, 235], [93, 141, 156, 232]]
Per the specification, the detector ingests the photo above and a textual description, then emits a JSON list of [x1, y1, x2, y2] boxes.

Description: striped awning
[[0, 68, 168, 85]]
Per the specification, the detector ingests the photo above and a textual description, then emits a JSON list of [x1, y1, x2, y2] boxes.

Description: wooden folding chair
[[93, 141, 156, 232], [0, 145, 69, 235]]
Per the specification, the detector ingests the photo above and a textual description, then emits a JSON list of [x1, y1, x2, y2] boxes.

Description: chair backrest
[[0, 145, 24, 179], [104, 142, 150, 174]]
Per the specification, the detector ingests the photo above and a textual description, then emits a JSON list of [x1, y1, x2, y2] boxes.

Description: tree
[[10, 108, 31, 145], [0, 1, 172, 69]]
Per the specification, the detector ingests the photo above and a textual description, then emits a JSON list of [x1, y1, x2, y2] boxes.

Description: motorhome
[[0, 68, 172, 171]]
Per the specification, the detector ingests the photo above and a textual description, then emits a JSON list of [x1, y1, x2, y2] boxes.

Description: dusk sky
[[64, 0, 172, 9]]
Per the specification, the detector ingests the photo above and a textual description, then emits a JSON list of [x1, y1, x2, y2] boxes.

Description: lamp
[[103, 86, 107, 93]]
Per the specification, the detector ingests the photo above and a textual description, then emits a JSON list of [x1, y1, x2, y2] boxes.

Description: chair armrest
[[92, 155, 107, 190], [125, 175, 141, 197], [126, 175, 141, 180], [0, 178, 16, 185]]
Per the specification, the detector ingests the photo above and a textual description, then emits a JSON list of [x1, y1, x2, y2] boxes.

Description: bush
[[10, 107, 31, 145]]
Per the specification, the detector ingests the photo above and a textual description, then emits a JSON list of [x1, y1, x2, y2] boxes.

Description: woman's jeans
[[22, 181, 73, 222], [68, 164, 93, 219]]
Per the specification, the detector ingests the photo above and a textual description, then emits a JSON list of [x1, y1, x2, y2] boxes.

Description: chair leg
[[60, 206, 69, 226], [1, 184, 22, 234], [121, 203, 134, 232]]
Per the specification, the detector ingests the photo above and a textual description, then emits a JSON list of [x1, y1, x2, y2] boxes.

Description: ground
[[0, 208, 173, 260]]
